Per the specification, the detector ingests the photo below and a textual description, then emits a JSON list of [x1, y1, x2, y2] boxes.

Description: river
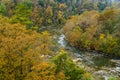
[[57, 34, 120, 80]]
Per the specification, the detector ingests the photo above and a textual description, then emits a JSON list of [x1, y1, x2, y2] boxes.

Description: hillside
[[0, 0, 120, 80]]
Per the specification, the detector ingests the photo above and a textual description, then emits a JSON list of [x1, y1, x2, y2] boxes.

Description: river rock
[[94, 70, 110, 80], [73, 58, 83, 62], [111, 59, 120, 65]]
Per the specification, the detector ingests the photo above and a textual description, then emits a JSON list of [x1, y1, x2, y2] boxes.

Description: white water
[[58, 34, 66, 47]]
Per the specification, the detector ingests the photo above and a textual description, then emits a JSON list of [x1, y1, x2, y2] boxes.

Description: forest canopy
[[0, 0, 120, 80]]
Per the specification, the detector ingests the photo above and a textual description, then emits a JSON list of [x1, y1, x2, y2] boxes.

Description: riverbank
[[56, 32, 120, 80]]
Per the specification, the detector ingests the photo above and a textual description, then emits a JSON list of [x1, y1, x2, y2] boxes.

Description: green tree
[[0, 3, 7, 16], [97, 1, 107, 11], [11, 0, 33, 28], [52, 50, 86, 80], [38, 0, 44, 7]]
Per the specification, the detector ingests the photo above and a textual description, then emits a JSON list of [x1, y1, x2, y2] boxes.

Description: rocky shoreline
[[57, 34, 120, 80]]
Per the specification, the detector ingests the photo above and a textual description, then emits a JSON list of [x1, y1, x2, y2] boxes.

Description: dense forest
[[0, 0, 120, 80]]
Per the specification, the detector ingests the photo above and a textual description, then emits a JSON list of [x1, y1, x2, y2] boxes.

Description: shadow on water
[[78, 50, 118, 68], [92, 56, 116, 67]]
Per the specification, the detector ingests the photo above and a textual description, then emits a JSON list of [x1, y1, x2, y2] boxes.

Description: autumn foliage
[[0, 16, 58, 80], [64, 9, 120, 56]]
